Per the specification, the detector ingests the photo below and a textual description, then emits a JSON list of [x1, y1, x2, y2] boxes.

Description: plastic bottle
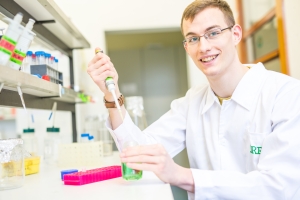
[[53, 58, 57, 69], [22, 128, 38, 155], [0, 28, 4, 39], [49, 56, 54, 68], [35, 51, 41, 64], [44, 53, 50, 66], [31, 53, 36, 65], [122, 141, 143, 180], [8, 19, 35, 70], [0, 12, 23, 66], [21, 50, 32, 73], [44, 129, 61, 165], [35, 51, 45, 65]]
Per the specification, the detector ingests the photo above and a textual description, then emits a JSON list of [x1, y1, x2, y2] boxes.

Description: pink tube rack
[[63, 165, 122, 185]]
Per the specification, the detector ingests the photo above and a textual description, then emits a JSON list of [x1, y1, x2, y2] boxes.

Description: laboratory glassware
[[125, 96, 148, 130], [122, 141, 143, 180]]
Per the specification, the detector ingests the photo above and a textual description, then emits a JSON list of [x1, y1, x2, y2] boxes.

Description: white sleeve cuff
[[190, 169, 214, 200]]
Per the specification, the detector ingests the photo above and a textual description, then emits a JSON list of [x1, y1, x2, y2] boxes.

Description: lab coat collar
[[231, 62, 268, 110], [201, 62, 268, 114], [201, 86, 218, 114]]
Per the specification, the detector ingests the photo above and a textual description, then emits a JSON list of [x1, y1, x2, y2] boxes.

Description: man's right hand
[[87, 47, 121, 101]]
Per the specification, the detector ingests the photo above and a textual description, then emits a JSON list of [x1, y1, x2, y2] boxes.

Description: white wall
[[50, 1, 239, 141], [54, 0, 238, 91], [36, 0, 299, 142], [54, 0, 198, 91], [54, 0, 197, 128], [284, 0, 300, 80]]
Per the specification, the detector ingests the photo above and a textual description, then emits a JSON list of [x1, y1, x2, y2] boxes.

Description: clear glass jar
[[125, 96, 148, 130], [0, 139, 24, 190]]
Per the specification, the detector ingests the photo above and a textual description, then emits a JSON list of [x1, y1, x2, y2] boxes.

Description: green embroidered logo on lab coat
[[250, 145, 262, 154]]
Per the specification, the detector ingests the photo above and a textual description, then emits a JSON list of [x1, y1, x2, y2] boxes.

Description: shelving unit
[[0, 0, 90, 142]]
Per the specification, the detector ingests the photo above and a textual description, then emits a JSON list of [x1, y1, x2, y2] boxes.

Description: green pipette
[[95, 49, 123, 121]]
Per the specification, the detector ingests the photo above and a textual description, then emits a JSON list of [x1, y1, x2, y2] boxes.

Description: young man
[[87, 0, 300, 199]]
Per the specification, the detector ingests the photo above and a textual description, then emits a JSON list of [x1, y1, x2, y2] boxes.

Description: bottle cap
[[14, 12, 23, 24], [23, 128, 35, 133], [47, 126, 60, 132], [27, 51, 33, 56], [25, 18, 35, 30], [45, 53, 51, 58], [81, 133, 89, 137]]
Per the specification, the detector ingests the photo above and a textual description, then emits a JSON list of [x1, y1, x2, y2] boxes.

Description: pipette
[[17, 86, 31, 128], [17, 86, 27, 113], [95, 49, 124, 121]]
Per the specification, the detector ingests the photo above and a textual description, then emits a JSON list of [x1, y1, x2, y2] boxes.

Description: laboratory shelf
[[16, 0, 89, 49], [0, 65, 80, 103], [0, 65, 59, 97], [0, 0, 89, 143], [0, 0, 90, 56], [55, 86, 81, 103]]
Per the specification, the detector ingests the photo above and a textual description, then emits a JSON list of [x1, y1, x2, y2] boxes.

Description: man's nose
[[198, 37, 212, 53]]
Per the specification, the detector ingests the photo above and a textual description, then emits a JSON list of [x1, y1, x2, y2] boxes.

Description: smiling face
[[182, 7, 241, 80]]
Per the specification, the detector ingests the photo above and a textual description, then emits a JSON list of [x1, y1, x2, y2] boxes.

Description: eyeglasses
[[183, 26, 234, 46]]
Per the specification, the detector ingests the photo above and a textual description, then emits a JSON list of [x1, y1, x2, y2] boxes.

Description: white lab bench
[[0, 152, 174, 200]]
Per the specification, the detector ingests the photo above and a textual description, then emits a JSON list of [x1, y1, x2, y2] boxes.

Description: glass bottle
[[125, 96, 147, 130]]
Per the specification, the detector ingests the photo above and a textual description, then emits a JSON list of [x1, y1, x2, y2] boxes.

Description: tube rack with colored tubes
[[63, 166, 122, 185]]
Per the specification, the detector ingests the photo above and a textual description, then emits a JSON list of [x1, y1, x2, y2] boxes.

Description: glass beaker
[[121, 141, 142, 181], [125, 96, 147, 130], [0, 139, 24, 190]]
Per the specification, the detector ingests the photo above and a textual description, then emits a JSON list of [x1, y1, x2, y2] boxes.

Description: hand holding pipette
[[94, 49, 124, 121]]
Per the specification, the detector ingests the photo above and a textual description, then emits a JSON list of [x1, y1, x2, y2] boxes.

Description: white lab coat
[[107, 63, 300, 200]]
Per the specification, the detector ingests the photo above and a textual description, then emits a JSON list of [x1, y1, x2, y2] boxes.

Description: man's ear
[[232, 24, 242, 45]]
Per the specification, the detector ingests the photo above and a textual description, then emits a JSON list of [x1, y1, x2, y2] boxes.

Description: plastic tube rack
[[63, 166, 122, 185]]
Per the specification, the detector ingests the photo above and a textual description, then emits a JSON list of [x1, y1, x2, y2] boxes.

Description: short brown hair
[[181, 0, 235, 34]]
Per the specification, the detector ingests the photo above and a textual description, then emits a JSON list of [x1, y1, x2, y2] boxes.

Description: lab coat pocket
[[244, 130, 268, 172]]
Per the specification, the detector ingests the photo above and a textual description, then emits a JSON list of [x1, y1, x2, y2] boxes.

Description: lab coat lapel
[[231, 62, 268, 110]]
